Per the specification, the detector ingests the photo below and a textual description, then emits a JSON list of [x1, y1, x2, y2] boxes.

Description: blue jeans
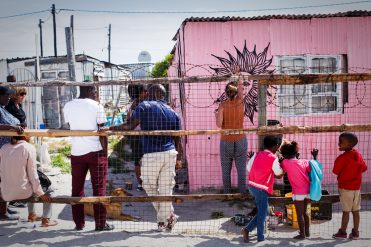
[[244, 185, 269, 241]]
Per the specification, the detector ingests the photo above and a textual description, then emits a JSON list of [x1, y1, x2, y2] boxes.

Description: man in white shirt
[[63, 86, 113, 231]]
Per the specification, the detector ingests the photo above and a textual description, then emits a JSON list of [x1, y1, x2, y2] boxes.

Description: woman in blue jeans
[[215, 69, 247, 193], [242, 136, 283, 242]]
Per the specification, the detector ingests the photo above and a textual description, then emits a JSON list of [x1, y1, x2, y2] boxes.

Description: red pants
[[71, 151, 108, 228]]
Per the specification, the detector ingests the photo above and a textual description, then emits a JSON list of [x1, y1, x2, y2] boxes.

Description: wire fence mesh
[[1, 66, 371, 238]]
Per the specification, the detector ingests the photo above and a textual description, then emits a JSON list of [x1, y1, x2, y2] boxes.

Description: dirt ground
[[1, 170, 371, 247]]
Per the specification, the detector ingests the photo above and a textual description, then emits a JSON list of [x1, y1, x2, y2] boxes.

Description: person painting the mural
[[0, 86, 24, 221], [63, 85, 113, 231], [241, 135, 283, 243], [0, 136, 57, 227], [215, 67, 247, 193], [125, 84, 148, 191], [108, 84, 183, 232], [279, 140, 319, 240], [332, 132, 367, 240]]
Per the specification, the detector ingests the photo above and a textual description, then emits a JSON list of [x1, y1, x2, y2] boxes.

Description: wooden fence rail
[[3, 193, 370, 206], [0, 73, 370, 87], [1, 124, 371, 137]]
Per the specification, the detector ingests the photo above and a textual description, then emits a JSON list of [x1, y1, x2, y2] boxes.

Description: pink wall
[[169, 16, 371, 191]]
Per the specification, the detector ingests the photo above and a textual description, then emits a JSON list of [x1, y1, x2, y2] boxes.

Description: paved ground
[[1, 171, 371, 247]]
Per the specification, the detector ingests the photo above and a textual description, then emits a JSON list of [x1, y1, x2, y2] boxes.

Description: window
[[41, 71, 69, 80], [277, 55, 344, 116], [41, 71, 57, 80], [58, 71, 69, 79]]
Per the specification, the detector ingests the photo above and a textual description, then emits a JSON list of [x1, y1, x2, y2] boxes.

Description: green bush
[[57, 145, 71, 157], [51, 154, 71, 174]]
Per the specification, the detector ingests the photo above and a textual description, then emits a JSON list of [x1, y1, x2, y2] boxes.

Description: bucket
[[285, 192, 311, 229]]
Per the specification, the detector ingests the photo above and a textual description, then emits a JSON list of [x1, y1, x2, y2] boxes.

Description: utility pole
[[62, 26, 76, 128], [38, 19, 44, 57], [65, 27, 76, 82], [108, 24, 111, 63], [52, 4, 57, 57], [70, 15, 74, 50]]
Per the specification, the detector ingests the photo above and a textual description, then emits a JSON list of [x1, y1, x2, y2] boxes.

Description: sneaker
[[41, 218, 58, 227], [293, 234, 306, 240], [241, 228, 249, 242], [157, 222, 167, 232], [9, 202, 26, 208], [137, 185, 144, 191], [349, 229, 359, 240], [7, 208, 18, 215], [166, 213, 179, 230], [333, 229, 347, 239], [95, 223, 114, 231], [74, 224, 85, 231], [28, 213, 43, 222]]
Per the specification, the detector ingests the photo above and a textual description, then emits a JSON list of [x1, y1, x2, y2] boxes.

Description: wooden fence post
[[258, 82, 267, 150]]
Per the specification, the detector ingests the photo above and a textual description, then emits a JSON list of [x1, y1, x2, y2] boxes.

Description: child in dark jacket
[[332, 132, 367, 240]]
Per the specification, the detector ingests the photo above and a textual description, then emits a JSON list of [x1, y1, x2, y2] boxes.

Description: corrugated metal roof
[[7, 54, 101, 64], [172, 10, 371, 42], [183, 10, 371, 23]]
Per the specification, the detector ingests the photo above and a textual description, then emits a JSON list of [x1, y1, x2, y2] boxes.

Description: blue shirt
[[0, 106, 20, 148], [131, 100, 180, 154]]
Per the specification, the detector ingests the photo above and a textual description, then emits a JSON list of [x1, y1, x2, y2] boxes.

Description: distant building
[[0, 54, 131, 128], [120, 51, 153, 79]]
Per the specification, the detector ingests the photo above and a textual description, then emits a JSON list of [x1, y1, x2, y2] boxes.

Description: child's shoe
[[157, 222, 167, 232], [349, 229, 359, 240], [332, 229, 347, 239], [41, 218, 58, 227], [28, 213, 42, 222], [166, 213, 179, 230]]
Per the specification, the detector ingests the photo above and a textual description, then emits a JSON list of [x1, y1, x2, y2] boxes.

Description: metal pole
[[38, 19, 44, 57], [52, 4, 57, 57]]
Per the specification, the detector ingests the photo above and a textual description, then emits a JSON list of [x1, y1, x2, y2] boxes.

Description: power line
[[59, 1, 371, 14], [0, 1, 370, 19], [0, 9, 50, 19]]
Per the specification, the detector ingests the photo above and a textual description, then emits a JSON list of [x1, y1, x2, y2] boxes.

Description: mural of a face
[[210, 41, 274, 124]]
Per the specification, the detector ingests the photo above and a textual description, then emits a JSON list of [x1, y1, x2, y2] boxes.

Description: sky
[[0, 0, 370, 64]]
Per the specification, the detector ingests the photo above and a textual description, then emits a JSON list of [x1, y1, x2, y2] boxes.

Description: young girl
[[280, 140, 317, 239], [241, 135, 283, 242], [0, 136, 57, 227]]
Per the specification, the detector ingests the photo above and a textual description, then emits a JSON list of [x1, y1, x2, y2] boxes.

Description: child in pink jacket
[[280, 140, 318, 239]]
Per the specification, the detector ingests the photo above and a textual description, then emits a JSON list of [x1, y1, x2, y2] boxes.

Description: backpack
[[37, 169, 52, 192]]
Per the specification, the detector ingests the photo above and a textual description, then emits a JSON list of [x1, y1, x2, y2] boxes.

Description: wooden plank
[[0, 73, 370, 87], [0, 75, 230, 87], [4, 193, 370, 205], [1, 124, 371, 137], [249, 73, 371, 85]]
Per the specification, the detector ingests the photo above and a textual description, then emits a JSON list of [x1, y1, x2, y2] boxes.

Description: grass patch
[[108, 136, 122, 150], [51, 154, 71, 173], [57, 145, 71, 157]]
